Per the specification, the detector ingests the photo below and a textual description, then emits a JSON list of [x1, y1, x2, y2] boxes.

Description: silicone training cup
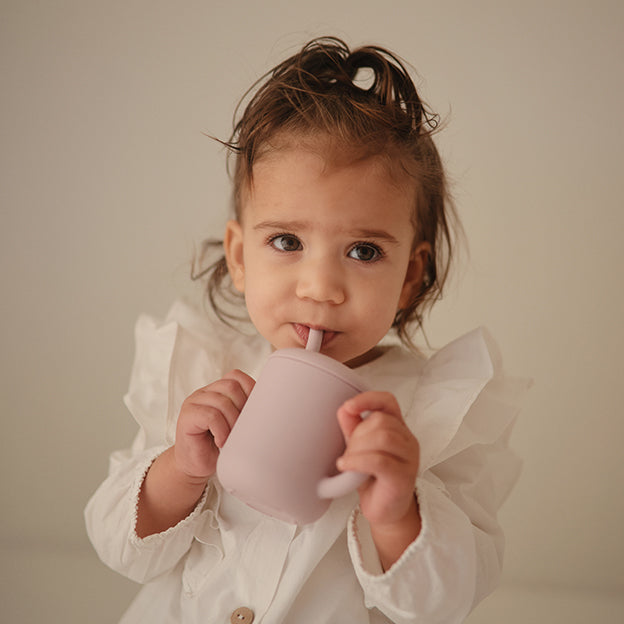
[[216, 326, 370, 524]]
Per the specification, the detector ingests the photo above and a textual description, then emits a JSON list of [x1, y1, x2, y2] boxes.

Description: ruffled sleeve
[[348, 328, 530, 623], [85, 445, 210, 583], [122, 301, 246, 451], [85, 300, 269, 583], [122, 314, 179, 451]]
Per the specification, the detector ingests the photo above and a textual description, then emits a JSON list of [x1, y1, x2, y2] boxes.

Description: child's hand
[[337, 392, 421, 535], [174, 370, 255, 482]]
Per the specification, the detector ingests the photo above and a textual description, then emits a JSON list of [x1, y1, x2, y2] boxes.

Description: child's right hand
[[173, 370, 255, 482]]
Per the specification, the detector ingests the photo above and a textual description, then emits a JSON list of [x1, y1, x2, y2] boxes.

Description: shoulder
[[141, 298, 270, 377], [124, 299, 271, 448], [360, 329, 530, 470]]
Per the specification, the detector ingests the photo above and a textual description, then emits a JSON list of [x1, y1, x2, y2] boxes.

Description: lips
[[292, 323, 338, 349]]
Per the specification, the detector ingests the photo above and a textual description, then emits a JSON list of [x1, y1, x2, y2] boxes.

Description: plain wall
[[2, 1, 623, 622]]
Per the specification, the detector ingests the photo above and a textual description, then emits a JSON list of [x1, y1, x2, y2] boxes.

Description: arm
[[135, 446, 207, 537], [345, 424, 520, 624], [338, 328, 526, 622], [368, 496, 421, 572], [84, 444, 209, 584], [85, 369, 255, 583], [337, 391, 422, 571], [136, 370, 255, 537]]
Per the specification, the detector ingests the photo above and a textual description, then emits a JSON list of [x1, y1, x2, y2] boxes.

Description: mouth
[[292, 323, 339, 349]]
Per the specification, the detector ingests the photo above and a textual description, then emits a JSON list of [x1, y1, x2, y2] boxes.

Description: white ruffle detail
[[404, 327, 530, 472], [123, 300, 270, 449]]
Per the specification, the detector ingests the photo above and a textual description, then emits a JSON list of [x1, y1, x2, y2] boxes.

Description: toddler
[[86, 37, 527, 624]]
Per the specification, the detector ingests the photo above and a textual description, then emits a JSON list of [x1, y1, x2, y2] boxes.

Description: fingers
[[222, 369, 256, 398], [340, 391, 402, 423], [336, 391, 419, 477], [174, 369, 256, 480], [340, 413, 418, 466], [337, 390, 402, 442], [179, 369, 255, 447], [336, 391, 421, 529]]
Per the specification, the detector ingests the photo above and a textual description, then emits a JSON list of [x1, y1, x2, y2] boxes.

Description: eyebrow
[[352, 228, 401, 244], [254, 220, 309, 232], [254, 220, 400, 244]]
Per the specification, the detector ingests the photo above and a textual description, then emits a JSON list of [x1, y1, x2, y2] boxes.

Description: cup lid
[[270, 348, 369, 392]]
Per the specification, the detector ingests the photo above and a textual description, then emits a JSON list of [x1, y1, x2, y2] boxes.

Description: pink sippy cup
[[216, 329, 369, 524]]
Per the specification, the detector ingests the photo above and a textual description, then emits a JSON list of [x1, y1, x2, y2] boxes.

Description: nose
[[295, 255, 346, 304]]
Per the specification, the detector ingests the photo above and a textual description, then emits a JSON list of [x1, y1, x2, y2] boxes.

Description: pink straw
[[305, 328, 323, 352]]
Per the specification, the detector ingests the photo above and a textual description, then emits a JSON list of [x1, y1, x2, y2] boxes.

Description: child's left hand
[[336, 391, 420, 530]]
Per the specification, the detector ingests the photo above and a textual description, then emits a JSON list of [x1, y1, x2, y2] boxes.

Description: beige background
[[2, 1, 623, 622]]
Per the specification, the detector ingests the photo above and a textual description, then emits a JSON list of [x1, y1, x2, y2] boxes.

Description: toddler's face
[[224, 145, 428, 366]]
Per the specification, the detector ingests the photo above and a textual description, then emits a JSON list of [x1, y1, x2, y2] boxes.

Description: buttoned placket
[[235, 513, 298, 619], [182, 490, 298, 622]]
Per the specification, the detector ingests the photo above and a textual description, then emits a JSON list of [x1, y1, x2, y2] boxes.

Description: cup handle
[[317, 408, 372, 499], [317, 470, 369, 499]]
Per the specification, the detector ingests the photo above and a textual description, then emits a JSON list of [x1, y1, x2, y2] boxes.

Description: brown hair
[[194, 36, 459, 345]]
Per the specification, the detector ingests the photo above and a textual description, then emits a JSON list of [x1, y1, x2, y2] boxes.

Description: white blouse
[[85, 300, 529, 624]]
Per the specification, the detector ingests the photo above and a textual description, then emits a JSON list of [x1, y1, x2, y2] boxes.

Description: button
[[231, 607, 254, 624]]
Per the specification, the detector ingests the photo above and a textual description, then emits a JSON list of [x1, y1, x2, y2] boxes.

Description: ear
[[398, 242, 431, 309], [224, 219, 245, 293]]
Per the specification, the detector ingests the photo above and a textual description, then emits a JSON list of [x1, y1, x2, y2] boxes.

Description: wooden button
[[231, 606, 254, 624]]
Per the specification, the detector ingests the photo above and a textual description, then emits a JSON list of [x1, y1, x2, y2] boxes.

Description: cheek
[[369, 301, 400, 334], [240, 270, 281, 326], [370, 270, 406, 308], [241, 282, 265, 316], [353, 279, 403, 331]]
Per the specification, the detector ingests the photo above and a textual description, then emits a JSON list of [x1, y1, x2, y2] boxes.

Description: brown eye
[[348, 243, 382, 262], [271, 234, 302, 252]]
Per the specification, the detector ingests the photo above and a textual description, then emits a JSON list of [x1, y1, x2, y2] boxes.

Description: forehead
[[239, 144, 417, 245], [253, 151, 408, 206], [243, 135, 417, 206]]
